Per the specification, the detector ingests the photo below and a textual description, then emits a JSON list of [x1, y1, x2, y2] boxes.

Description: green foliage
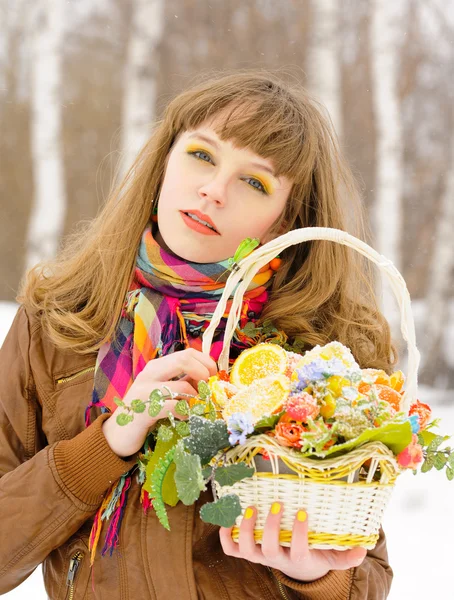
[[148, 389, 165, 417], [157, 425, 174, 443], [190, 404, 206, 416], [197, 381, 211, 401], [114, 397, 125, 408], [199, 494, 242, 528], [116, 413, 134, 426], [143, 430, 179, 507], [131, 399, 146, 413], [214, 463, 255, 487], [149, 446, 177, 530], [175, 400, 189, 416], [417, 429, 453, 480], [184, 416, 230, 465], [254, 412, 284, 430], [173, 441, 206, 505], [304, 419, 413, 458], [175, 421, 190, 437]]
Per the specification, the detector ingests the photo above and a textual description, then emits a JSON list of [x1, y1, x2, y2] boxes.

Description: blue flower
[[408, 414, 420, 434], [227, 412, 255, 446], [295, 358, 347, 390]]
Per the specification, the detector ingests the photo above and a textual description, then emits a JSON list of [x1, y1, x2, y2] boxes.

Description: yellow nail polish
[[271, 502, 281, 515], [244, 507, 254, 520], [297, 510, 307, 522]]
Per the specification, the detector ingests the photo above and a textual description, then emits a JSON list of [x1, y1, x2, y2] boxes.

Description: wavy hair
[[19, 69, 397, 372]]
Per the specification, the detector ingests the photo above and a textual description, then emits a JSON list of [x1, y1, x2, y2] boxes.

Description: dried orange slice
[[362, 368, 391, 386], [222, 374, 291, 422], [229, 343, 288, 388], [373, 384, 402, 411], [207, 376, 238, 408], [389, 370, 405, 392]]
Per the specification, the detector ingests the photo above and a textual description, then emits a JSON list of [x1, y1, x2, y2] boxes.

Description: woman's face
[[155, 119, 293, 263]]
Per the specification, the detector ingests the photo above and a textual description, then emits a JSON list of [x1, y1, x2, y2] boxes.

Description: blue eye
[[189, 150, 213, 164], [243, 177, 267, 194], [189, 150, 268, 195]]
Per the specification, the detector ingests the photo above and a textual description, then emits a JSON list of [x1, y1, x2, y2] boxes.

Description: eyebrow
[[186, 132, 278, 178]]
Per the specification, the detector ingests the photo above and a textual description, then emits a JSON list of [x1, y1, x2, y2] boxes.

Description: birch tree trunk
[[121, 0, 165, 178], [26, 1, 66, 269], [420, 127, 454, 388], [308, 0, 342, 138], [370, 0, 405, 329]]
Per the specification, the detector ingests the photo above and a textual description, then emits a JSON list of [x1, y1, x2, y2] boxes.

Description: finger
[[329, 547, 367, 570], [290, 509, 310, 563], [237, 506, 262, 562], [261, 502, 286, 561], [141, 352, 209, 382], [163, 380, 198, 398], [219, 526, 240, 558], [184, 348, 218, 377]]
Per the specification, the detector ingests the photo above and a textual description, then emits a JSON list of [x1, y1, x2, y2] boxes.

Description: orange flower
[[274, 422, 305, 448], [408, 400, 432, 430]]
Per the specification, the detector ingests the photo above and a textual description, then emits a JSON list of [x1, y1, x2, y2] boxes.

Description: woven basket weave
[[201, 227, 420, 550]]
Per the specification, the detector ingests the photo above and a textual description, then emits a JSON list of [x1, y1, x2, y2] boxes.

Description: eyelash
[[187, 150, 269, 195]]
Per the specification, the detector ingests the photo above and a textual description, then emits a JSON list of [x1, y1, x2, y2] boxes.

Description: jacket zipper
[[66, 551, 83, 600], [267, 567, 291, 600], [57, 366, 95, 384]]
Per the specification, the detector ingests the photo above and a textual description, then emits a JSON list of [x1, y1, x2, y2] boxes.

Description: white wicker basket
[[201, 227, 420, 550]]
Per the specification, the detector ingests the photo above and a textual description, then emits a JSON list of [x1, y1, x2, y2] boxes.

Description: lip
[[180, 210, 220, 235]]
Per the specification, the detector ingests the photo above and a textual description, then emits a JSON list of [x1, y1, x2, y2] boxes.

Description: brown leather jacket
[[0, 306, 393, 599]]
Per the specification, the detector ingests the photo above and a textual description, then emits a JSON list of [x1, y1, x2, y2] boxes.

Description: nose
[[197, 174, 228, 207]]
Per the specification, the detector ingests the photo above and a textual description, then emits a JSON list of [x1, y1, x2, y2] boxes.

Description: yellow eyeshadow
[[185, 143, 211, 154], [250, 173, 273, 194]]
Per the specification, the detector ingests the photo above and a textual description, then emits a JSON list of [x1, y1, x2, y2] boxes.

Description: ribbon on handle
[[202, 227, 420, 413]]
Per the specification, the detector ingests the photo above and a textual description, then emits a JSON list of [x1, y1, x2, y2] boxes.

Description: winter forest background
[[1, 0, 453, 599]]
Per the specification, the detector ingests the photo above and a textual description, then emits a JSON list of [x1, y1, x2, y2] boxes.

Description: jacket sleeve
[[271, 527, 393, 599], [0, 306, 137, 594]]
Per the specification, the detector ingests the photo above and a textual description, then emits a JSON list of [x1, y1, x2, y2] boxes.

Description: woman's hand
[[102, 348, 218, 457], [219, 503, 367, 582]]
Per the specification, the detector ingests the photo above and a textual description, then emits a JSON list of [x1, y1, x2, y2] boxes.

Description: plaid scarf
[[86, 222, 275, 562]]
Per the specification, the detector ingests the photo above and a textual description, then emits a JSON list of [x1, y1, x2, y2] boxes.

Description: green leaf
[[243, 322, 260, 337], [158, 425, 174, 443], [113, 396, 125, 408], [419, 429, 437, 447], [433, 453, 448, 471], [421, 454, 435, 473], [448, 453, 454, 470], [206, 399, 217, 422], [446, 467, 454, 481], [190, 404, 206, 416], [199, 494, 242, 528], [131, 399, 146, 413], [148, 390, 165, 417], [143, 429, 179, 497], [116, 413, 134, 426], [428, 435, 445, 452], [184, 416, 230, 465], [173, 441, 206, 505], [304, 419, 413, 458], [202, 467, 212, 480], [214, 463, 255, 487], [255, 412, 284, 430], [149, 447, 177, 530], [175, 421, 190, 437], [175, 400, 189, 416], [197, 381, 211, 401]]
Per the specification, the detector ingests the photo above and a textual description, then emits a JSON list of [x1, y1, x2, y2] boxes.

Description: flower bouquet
[[120, 228, 453, 550]]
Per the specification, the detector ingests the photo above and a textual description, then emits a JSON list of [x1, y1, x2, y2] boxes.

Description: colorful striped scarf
[[86, 222, 275, 561]]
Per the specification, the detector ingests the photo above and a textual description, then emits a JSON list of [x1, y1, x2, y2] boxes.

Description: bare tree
[[370, 0, 406, 330], [121, 0, 165, 178], [26, 1, 66, 269], [308, 0, 342, 138]]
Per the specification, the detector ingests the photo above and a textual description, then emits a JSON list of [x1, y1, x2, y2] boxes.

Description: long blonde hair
[[19, 69, 397, 371]]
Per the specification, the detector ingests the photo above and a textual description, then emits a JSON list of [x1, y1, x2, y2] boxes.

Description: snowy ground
[[1, 301, 453, 600]]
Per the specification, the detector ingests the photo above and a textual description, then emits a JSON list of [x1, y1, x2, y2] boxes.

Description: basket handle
[[202, 227, 419, 413]]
